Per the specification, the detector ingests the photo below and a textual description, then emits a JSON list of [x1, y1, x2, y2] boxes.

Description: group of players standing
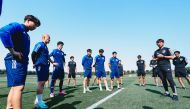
[[136, 39, 190, 101], [0, 15, 190, 109]]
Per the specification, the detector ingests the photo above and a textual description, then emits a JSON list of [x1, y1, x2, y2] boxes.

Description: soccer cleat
[[49, 93, 54, 98], [172, 95, 179, 101], [35, 101, 48, 109], [59, 91, 67, 95]]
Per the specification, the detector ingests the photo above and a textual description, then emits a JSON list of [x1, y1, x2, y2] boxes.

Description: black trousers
[[158, 66, 177, 94]]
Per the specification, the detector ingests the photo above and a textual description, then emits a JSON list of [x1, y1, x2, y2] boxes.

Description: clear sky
[[0, 0, 190, 72]]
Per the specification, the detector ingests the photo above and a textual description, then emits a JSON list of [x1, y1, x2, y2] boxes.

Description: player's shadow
[[145, 89, 162, 95], [145, 84, 157, 87], [183, 96, 190, 99], [45, 95, 74, 108], [0, 94, 8, 98], [143, 106, 154, 109], [52, 100, 82, 109]]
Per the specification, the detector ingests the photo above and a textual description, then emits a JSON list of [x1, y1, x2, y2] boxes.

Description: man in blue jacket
[[0, 15, 40, 109]]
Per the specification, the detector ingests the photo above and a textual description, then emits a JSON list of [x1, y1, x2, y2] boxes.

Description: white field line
[[86, 88, 125, 109]]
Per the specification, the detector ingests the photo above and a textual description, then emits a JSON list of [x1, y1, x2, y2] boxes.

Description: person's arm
[[157, 49, 175, 60], [31, 43, 41, 66], [0, 23, 25, 59], [108, 58, 111, 70], [184, 57, 188, 66]]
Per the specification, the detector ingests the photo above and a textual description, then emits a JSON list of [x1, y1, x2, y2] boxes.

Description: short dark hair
[[70, 56, 74, 59], [87, 49, 92, 52], [57, 41, 64, 46], [112, 51, 117, 55], [156, 39, 164, 43], [174, 51, 180, 54], [24, 15, 41, 27], [99, 49, 104, 53], [137, 55, 141, 58]]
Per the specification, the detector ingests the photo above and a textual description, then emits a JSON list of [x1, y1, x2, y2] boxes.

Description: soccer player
[[173, 51, 190, 89], [154, 39, 178, 101], [0, 15, 40, 109], [82, 49, 93, 93], [136, 55, 146, 86], [150, 55, 159, 86], [118, 61, 124, 85], [94, 49, 111, 91], [109, 51, 121, 90], [49, 41, 67, 98], [32, 34, 57, 108], [68, 56, 77, 87]]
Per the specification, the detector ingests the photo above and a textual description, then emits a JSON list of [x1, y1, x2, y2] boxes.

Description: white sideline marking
[[86, 88, 124, 109]]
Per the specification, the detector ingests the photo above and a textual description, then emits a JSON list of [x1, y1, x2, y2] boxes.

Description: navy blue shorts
[[152, 68, 159, 77], [5, 60, 28, 87], [36, 64, 49, 82], [175, 68, 189, 77], [51, 67, 65, 80], [96, 70, 106, 78], [110, 70, 120, 79], [137, 69, 146, 76], [84, 69, 92, 78]]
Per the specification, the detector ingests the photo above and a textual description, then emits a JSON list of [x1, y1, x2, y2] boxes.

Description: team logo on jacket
[[141, 61, 143, 63], [180, 58, 183, 61], [162, 50, 166, 54]]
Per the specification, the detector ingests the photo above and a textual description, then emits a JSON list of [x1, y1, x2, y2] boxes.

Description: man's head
[[57, 41, 64, 50], [42, 34, 50, 44], [87, 49, 92, 56], [70, 56, 74, 61], [24, 15, 41, 31], [137, 55, 141, 60], [156, 39, 164, 48], [112, 51, 117, 57], [99, 49, 104, 56], [174, 51, 180, 57]]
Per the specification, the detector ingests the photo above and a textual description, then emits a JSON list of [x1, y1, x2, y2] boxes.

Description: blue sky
[[0, 0, 190, 72]]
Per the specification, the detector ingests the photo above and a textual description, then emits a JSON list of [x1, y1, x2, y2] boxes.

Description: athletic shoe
[[106, 89, 112, 91], [50, 93, 54, 98], [35, 101, 48, 109], [172, 95, 179, 101], [163, 93, 171, 97], [182, 87, 187, 90], [59, 91, 67, 95], [86, 88, 92, 92], [83, 89, 86, 93]]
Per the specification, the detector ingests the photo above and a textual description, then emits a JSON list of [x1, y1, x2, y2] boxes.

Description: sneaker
[[50, 93, 54, 98], [182, 87, 187, 90], [86, 88, 92, 92], [35, 101, 48, 109], [106, 89, 111, 92], [59, 91, 67, 95], [172, 95, 179, 101], [83, 89, 86, 94], [163, 93, 171, 97]]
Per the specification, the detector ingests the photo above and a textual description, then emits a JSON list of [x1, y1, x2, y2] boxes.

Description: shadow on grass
[[143, 106, 154, 109], [145, 89, 162, 95], [145, 84, 157, 87], [0, 94, 8, 98], [183, 96, 190, 98], [94, 108, 104, 109], [0, 90, 36, 98], [52, 101, 82, 109]]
